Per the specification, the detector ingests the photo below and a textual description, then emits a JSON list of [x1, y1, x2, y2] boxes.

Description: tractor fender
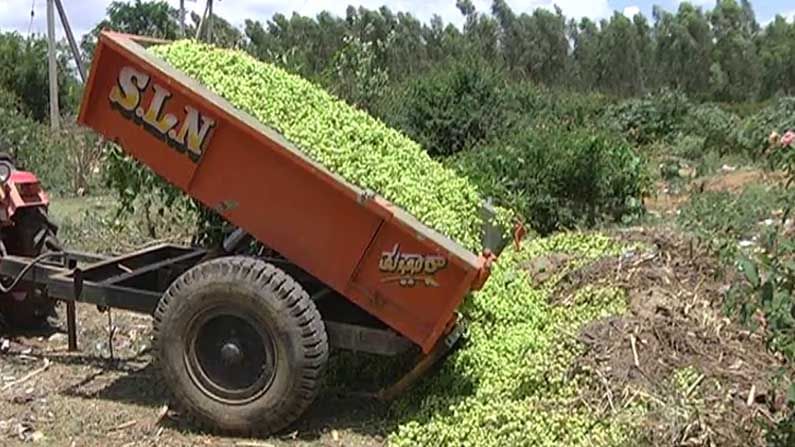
[[1, 171, 49, 223]]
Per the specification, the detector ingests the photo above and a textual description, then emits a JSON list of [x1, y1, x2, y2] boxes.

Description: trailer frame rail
[[0, 244, 419, 356]]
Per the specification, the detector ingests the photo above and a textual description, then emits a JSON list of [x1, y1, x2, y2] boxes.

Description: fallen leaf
[[110, 420, 137, 431], [235, 442, 275, 447]]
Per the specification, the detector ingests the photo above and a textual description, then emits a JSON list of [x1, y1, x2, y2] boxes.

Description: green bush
[[53, 194, 197, 255], [0, 90, 104, 196], [682, 103, 741, 154], [513, 86, 613, 131], [714, 124, 795, 441], [0, 94, 68, 194], [0, 93, 46, 163], [669, 134, 707, 160], [50, 122, 107, 194], [387, 58, 516, 157], [0, 32, 79, 120], [450, 125, 648, 235], [0, 88, 19, 110], [604, 89, 691, 145], [677, 184, 792, 257], [736, 96, 795, 154]]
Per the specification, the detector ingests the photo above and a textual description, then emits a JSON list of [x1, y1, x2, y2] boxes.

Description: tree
[[757, 15, 795, 97], [709, 0, 761, 101], [492, 1, 569, 85], [189, 11, 243, 48], [570, 17, 601, 90], [71, 0, 793, 106], [633, 13, 654, 92], [0, 32, 76, 121], [330, 28, 390, 113], [653, 3, 713, 97], [598, 13, 644, 96], [383, 11, 430, 78], [491, 0, 519, 71], [458, 0, 500, 66], [245, 12, 346, 80], [394, 59, 512, 157], [456, 0, 476, 17], [522, 7, 569, 85], [422, 15, 465, 67], [81, 0, 180, 59]]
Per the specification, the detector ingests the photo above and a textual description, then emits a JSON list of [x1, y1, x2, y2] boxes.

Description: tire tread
[[153, 256, 328, 436]]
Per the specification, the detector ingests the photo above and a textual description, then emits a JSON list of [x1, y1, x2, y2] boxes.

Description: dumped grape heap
[[152, 41, 638, 444], [389, 233, 641, 446], [151, 41, 485, 251]]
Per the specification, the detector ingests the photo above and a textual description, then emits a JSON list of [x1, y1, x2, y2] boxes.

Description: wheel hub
[[186, 309, 277, 404], [220, 341, 244, 365]]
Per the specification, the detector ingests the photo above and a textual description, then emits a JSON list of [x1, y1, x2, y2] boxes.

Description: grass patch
[[677, 184, 792, 256], [49, 194, 196, 254]]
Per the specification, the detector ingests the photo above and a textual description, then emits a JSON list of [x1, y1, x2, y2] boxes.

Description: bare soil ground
[[558, 228, 793, 446], [0, 306, 389, 446], [645, 168, 783, 216]]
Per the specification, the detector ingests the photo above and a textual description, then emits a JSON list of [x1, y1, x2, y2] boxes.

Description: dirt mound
[[555, 227, 792, 446]]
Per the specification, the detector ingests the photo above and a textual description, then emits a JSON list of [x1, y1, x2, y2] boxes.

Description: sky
[[0, 0, 793, 42]]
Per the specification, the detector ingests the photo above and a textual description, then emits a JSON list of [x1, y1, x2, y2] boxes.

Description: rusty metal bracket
[[326, 321, 413, 356], [375, 321, 466, 401], [67, 259, 81, 352]]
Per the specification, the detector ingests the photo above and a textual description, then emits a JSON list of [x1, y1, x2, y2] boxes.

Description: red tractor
[[0, 153, 61, 331]]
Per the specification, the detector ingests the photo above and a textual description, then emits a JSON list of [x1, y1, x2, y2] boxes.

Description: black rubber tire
[[0, 152, 14, 166], [4, 207, 60, 257], [0, 206, 61, 329], [153, 256, 328, 436]]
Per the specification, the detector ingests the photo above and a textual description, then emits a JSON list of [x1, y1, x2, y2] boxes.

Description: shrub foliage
[[451, 125, 648, 235]]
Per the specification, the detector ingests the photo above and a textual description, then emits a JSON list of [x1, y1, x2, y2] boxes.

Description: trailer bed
[[78, 32, 493, 352]]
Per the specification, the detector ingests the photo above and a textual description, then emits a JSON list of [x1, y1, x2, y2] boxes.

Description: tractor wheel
[[153, 256, 328, 436], [0, 206, 61, 329]]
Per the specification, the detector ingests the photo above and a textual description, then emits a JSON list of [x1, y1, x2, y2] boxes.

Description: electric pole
[[180, 0, 185, 37], [46, 0, 59, 130], [195, 0, 208, 40], [54, 0, 86, 82], [207, 0, 214, 44]]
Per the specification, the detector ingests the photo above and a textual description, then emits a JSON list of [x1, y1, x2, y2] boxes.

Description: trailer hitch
[[0, 252, 64, 294], [0, 252, 80, 350]]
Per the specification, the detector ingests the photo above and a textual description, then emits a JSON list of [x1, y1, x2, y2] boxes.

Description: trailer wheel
[[0, 206, 61, 329], [153, 256, 328, 436]]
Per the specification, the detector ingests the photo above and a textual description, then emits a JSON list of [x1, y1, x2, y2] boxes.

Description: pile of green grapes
[[151, 41, 486, 251], [389, 232, 642, 446], [149, 41, 638, 444]]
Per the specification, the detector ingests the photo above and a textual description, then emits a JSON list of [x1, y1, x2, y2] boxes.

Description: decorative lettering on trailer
[[378, 244, 448, 287], [109, 66, 216, 163]]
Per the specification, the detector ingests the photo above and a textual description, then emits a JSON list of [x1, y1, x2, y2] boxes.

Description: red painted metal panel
[[1, 171, 48, 222]]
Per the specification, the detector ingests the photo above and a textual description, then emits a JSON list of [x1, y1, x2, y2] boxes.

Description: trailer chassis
[[0, 243, 465, 402]]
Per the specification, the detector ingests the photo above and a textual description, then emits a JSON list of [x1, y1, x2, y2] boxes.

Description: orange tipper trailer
[[56, 31, 497, 434]]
